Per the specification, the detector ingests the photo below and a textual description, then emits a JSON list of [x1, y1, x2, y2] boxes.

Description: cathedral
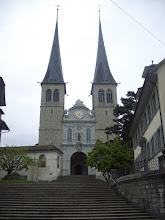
[[0, 11, 117, 181], [37, 11, 117, 178]]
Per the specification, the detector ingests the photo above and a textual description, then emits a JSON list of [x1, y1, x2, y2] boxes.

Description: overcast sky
[[0, 0, 165, 146]]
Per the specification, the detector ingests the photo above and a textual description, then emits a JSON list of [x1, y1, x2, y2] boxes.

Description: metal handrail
[[117, 158, 159, 178], [109, 173, 162, 211]]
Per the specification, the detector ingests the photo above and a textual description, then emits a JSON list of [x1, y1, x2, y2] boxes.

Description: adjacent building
[[129, 59, 165, 163], [0, 77, 9, 146]]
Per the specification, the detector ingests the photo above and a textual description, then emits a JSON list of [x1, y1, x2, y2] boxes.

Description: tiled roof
[[0, 145, 63, 154]]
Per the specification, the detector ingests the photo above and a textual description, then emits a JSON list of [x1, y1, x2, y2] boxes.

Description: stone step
[[0, 191, 118, 194], [0, 206, 143, 211], [0, 201, 134, 206], [0, 213, 159, 219], [0, 217, 160, 220], [0, 176, 159, 219], [0, 209, 151, 213], [0, 193, 122, 197]]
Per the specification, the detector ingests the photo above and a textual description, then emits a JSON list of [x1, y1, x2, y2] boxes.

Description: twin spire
[[93, 12, 116, 85], [42, 10, 64, 84], [42, 10, 116, 86]]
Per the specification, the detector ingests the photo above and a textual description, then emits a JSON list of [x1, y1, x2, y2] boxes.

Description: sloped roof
[[0, 145, 63, 154], [42, 11, 64, 85], [92, 19, 116, 85], [142, 64, 157, 78], [0, 119, 9, 131], [0, 77, 6, 106]]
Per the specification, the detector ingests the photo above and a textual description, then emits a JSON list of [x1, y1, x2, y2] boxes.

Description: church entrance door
[[71, 152, 88, 175], [75, 165, 82, 175]]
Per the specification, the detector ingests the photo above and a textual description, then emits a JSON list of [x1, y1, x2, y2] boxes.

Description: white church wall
[[0, 150, 61, 181]]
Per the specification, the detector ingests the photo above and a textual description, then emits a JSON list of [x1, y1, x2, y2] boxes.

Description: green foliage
[[106, 91, 137, 146], [86, 138, 134, 181], [0, 146, 40, 175]]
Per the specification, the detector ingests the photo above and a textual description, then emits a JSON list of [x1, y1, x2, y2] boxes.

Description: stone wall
[[92, 84, 117, 143], [114, 169, 165, 219], [39, 84, 65, 149]]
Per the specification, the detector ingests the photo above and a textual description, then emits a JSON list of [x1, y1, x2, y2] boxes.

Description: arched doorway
[[71, 152, 88, 175]]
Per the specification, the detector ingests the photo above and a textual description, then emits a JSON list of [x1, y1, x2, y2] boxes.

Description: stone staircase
[[0, 175, 160, 219]]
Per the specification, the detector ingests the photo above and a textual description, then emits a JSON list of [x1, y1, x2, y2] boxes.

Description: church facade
[[62, 99, 96, 176], [37, 12, 117, 179], [0, 12, 117, 181]]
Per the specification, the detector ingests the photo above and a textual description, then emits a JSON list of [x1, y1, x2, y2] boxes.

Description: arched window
[[98, 89, 105, 103], [46, 89, 52, 102], [68, 128, 72, 142], [107, 89, 113, 103], [39, 154, 46, 167], [86, 128, 91, 142], [53, 89, 59, 102]]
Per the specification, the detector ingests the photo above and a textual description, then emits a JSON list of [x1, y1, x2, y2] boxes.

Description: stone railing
[[110, 148, 165, 219]]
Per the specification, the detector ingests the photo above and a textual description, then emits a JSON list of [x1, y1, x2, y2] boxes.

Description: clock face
[[74, 110, 84, 119]]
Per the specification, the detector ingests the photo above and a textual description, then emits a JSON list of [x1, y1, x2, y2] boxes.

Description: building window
[[57, 155, 59, 169], [86, 128, 91, 142], [46, 89, 52, 102], [39, 154, 46, 167], [98, 89, 105, 103], [151, 137, 154, 157], [156, 127, 163, 151], [148, 140, 152, 159], [155, 89, 159, 110], [143, 112, 147, 132], [68, 128, 72, 142], [146, 126, 164, 159], [147, 104, 151, 125], [151, 93, 156, 117], [107, 89, 113, 103], [146, 142, 150, 159], [53, 89, 59, 102]]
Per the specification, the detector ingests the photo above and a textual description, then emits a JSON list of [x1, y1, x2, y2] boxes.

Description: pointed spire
[[93, 12, 116, 85], [42, 9, 64, 84]]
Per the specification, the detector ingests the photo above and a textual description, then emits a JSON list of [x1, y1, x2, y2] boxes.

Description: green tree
[[106, 91, 137, 146], [0, 146, 40, 175], [86, 138, 134, 182]]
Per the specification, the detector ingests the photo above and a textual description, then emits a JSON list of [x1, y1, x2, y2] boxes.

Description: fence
[[117, 157, 159, 178]]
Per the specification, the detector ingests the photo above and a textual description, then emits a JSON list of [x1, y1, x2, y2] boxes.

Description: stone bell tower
[[39, 10, 66, 150], [91, 13, 117, 143]]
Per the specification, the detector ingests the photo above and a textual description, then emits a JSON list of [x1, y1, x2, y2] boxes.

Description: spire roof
[[42, 10, 64, 84], [93, 14, 116, 85]]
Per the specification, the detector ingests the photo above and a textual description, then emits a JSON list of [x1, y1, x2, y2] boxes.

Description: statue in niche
[[77, 133, 81, 141]]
